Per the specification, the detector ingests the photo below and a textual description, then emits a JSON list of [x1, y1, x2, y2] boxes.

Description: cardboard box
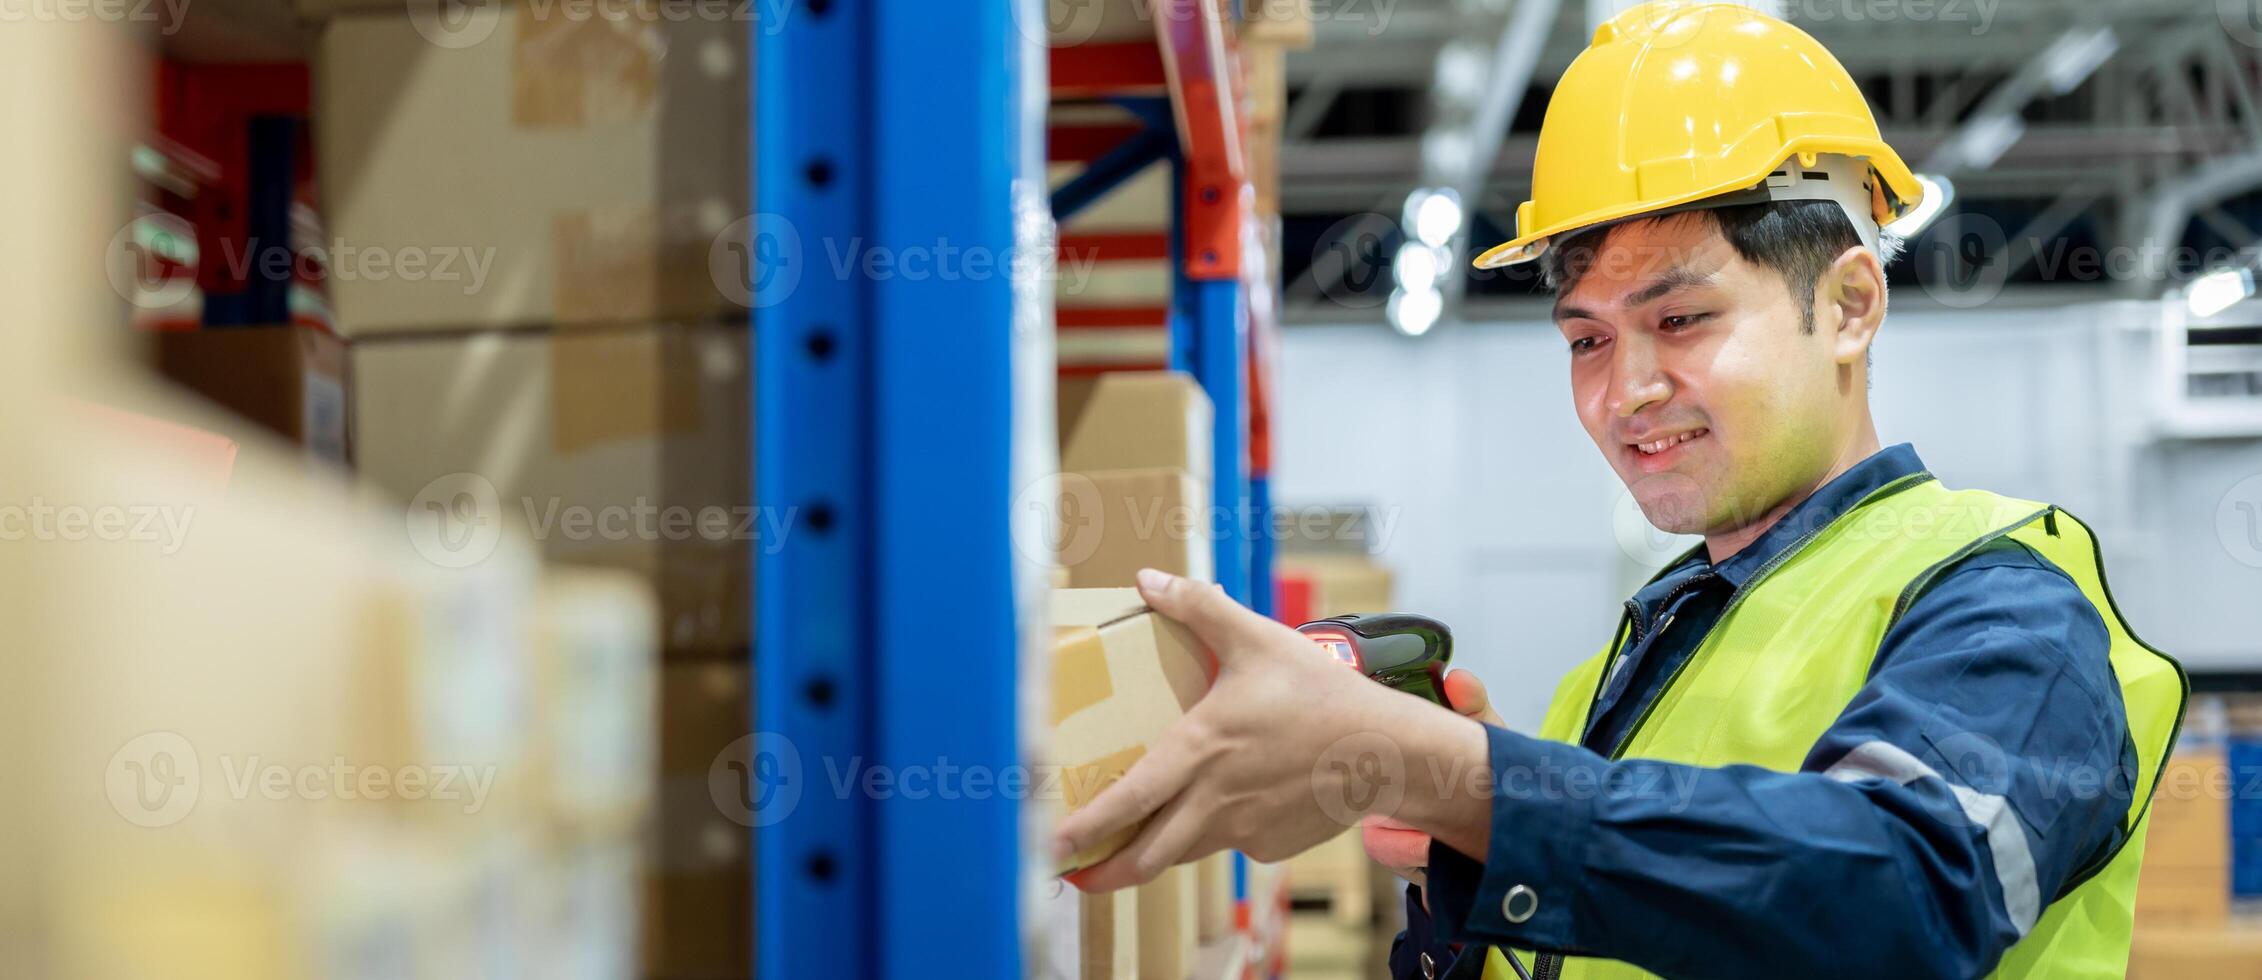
[[1081, 889, 1140, 979], [1060, 468, 1212, 588], [648, 661, 752, 979], [533, 569, 658, 832], [353, 321, 750, 658], [1195, 852, 1234, 942], [1280, 555, 1395, 619], [1060, 372, 1213, 480], [1136, 865, 1198, 980], [314, 4, 748, 335], [2129, 924, 2262, 978], [148, 324, 350, 465], [1050, 589, 1214, 874]]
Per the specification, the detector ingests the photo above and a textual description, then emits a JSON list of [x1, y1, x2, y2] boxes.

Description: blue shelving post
[[756, 2, 1033, 977]]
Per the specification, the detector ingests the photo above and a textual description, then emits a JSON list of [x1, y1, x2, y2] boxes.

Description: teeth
[[1635, 429, 1705, 456]]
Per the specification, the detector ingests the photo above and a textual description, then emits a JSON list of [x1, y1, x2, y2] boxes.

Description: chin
[[1630, 482, 1712, 535]]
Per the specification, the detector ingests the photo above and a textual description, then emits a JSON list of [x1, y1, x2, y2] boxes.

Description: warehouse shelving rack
[[756, 1, 1280, 976]]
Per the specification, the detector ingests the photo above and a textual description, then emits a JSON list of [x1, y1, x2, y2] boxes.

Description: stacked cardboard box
[[309, 4, 756, 974], [1055, 371, 1216, 589]]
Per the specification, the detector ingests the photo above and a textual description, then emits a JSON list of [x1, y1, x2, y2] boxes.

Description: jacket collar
[[1661, 443, 1930, 590]]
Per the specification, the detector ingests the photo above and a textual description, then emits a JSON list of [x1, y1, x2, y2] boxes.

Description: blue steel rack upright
[[755, 2, 1040, 977]]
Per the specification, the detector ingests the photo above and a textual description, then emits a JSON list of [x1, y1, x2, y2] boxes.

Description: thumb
[[1443, 669, 1506, 728], [1134, 568, 1277, 662]]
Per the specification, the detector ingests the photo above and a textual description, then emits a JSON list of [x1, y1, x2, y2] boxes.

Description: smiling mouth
[[1631, 428, 1709, 456]]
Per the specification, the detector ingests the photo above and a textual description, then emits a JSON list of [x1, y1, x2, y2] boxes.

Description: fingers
[[1443, 668, 1507, 727], [1051, 722, 1200, 876], [1360, 816, 1432, 882], [1134, 568, 1282, 663], [1065, 785, 1214, 892]]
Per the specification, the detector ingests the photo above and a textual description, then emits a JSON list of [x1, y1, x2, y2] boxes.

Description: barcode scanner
[[1296, 613, 1534, 980], [1295, 612, 1453, 706]]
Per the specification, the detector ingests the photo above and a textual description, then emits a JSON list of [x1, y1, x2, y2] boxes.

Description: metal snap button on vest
[[1420, 951, 1438, 979], [1503, 884, 1539, 923]]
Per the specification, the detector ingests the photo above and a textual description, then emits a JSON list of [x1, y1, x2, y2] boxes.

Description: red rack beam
[[1050, 41, 1168, 96], [1058, 231, 1170, 263], [1048, 122, 1146, 163], [1057, 305, 1170, 329]]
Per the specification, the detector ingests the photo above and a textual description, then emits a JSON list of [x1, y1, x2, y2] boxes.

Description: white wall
[[1273, 303, 2262, 730]]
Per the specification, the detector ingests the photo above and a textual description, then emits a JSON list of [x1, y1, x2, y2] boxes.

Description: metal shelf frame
[[756, 2, 1035, 977], [756, 0, 1283, 973]]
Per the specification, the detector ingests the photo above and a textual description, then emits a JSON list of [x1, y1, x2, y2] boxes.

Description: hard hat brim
[[1472, 139, 1923, 271]]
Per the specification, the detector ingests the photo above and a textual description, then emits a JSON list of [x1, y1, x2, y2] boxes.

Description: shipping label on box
[[1050, 589, 1213, 874]]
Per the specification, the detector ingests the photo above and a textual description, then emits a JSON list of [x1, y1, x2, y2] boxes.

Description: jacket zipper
[[1532, 472, 1937, 978]]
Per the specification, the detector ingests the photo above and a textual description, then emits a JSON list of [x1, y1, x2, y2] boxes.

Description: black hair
[[1539, 199, 1891, 334]]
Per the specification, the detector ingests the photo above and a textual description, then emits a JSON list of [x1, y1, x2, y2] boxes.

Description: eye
[[1569, 335, 1605, 354], [1661, 313, 1710, 332]]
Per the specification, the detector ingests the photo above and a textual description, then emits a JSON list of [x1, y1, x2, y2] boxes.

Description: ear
[[1818, 245, 1886, 366]]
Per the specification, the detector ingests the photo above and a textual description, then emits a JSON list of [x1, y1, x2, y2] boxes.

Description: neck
[[1703, 422, 1882, 565]]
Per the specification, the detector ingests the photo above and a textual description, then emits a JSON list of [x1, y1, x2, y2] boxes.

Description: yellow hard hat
[[1472, 0, 1924, 269]]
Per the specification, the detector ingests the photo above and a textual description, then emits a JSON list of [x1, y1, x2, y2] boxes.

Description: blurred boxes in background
[[1279, 554, 1395, 619], [1054, 371, 1215, 590], [1049, 588, 1213, 875], [1082, 888, 1140, 979], [648, 661, 753, 980], [1060, 469, 1211, 588], [352, 321, 751, 659], [1195, 852, 1234, 942], [1136, 866, 1197, 980], [147, 324, 350, 466], [2137, 749, 2231, 929], [312, 5, 750, 336], [1059, 372, 1212, 481]]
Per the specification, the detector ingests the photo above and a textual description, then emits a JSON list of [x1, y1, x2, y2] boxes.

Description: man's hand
[[1362, 670, 1506, 888], [1052, 568, 1492, 893]]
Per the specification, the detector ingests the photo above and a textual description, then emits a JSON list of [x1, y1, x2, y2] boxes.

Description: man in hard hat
[[1052, 2, 2185, 977]]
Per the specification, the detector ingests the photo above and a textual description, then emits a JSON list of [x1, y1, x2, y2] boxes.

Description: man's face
[[1552, 216, 1844, 536]]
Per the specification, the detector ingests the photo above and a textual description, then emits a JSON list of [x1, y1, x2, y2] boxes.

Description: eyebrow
[[1552, 265, 1723, 323]]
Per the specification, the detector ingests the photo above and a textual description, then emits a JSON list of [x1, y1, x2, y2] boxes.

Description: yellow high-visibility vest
[[1478, 476, 2184, 979]]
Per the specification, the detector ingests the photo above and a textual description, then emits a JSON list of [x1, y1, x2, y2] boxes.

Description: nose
[[1608, 333, 1670, 420]]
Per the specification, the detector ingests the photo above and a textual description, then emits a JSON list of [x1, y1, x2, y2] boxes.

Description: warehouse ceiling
[[1282, 0, 2262, 314]]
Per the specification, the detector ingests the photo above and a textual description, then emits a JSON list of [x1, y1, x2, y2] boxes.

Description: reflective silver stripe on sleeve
[[1823, 739, 2043, 936]]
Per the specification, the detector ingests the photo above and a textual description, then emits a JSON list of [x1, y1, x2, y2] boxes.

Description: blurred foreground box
[[29, 376, 657, 979], [353, 321, 751, 659]]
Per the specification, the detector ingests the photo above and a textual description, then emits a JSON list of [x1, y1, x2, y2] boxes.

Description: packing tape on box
[[512, 5, 661, 128], [553, 206, 731, 324], [547, 327, 701, 453], [1052, 626, 1114, 725]]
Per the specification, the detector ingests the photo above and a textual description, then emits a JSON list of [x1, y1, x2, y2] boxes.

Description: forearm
[[1419, 727, 2095, 980], [1374, 690, 1495, 861]]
